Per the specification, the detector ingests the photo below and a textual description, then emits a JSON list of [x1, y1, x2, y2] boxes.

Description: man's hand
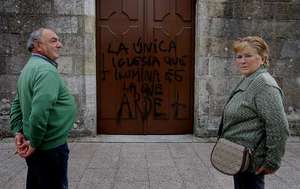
[[14, 133, 35, 158], [15, 132, 25, 147], [256, 167, 276, 175], [17, 140, 30, 157], [15, 133, 27, 156], [20, 144, 35, 158]]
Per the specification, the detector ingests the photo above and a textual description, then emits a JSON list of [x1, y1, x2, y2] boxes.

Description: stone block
[[271, 2, 292, 20], [222, 19, 244, 39], [0, 0, 17, 13], [83, 56, 96, 75], [206, 77, 227, 96], [237, 19, 263, 37], [207, 18, 226, 37], [205, 37, 233, 57], [285, 93, 300, 121], [84, 33, 96, 57], [0, 33, 28, 58], [0, 16, 9, 33], [5, 56, 27, 74], [73, 55, 84, 75], [57, 56, 73, 74], [208, 56, 236, 77], [207, 115, 222, 130], [54, 0, 84, 15], [201, 1, 235, 19], [288, 3, 300, 20], [7, 15, 44, 34], [0, 34, 19, 56], [45, 16, 78, 34], [17, 0, 51, 14], [262, 2, 277, 20], [195, 95, 209, 115], [0, 0, 51, 14], [271, 58, 299, 78], [0, 91, 16, 100], [272, 21, 300, 40], [64, 76, 84, 95], [195, 56, 209, 77], [84, 0, 95, 16], [0, 115, 13, 138], [223, 2, 234, 18], [280, 40, 300, 58], [195, 37, 209, 56], [232, 1, 262, 19], [83, 105, 96, 133], [196, 17, 209, 36], [207, 2, 226, 18], [0, 75, 18, 93], [268, 38, 285, 60], [59, 34, 84, 56], [196, 0, 208, 17], [84, 76, 97, 96], [194, 115, 210, 137], [195, 77, 209, 97], [208, 95, 226, 116], [282, 78, 300, 95], [84, 16, 95, 33], [0, 56, 7, 74]]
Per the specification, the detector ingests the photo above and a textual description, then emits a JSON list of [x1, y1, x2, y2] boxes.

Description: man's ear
[[33, 41, 42, 52]]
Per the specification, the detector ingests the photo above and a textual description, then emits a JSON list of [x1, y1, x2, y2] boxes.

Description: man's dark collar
[[31, 53, 58, 68]]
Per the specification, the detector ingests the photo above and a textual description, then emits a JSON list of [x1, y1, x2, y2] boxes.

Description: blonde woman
[[221, 36, 289, 189]]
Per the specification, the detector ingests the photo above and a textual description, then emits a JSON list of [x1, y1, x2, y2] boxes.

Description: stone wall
[[194, 0, 300, 136], [0, 0, 96, 137], [0, 0, 299, 138]]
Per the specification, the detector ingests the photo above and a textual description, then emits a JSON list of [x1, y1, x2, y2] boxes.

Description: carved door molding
[[96, 0, 195, 134]]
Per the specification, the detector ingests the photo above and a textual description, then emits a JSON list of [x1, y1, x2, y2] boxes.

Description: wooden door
[[96, 0, 194, 134]]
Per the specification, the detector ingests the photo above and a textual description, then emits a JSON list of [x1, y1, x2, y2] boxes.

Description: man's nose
[[57, 41, 63, 48]]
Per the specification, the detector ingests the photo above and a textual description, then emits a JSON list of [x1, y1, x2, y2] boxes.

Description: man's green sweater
[[10, 55, 76, 150]]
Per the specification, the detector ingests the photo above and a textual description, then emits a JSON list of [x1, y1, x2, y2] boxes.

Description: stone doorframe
[[83, 0, 212, 137]]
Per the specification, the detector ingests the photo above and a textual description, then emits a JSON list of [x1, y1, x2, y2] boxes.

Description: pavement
[[1, 135, 300, 189]]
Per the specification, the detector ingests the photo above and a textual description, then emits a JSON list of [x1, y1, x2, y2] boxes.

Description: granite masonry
[[0, 0, 299, 138]]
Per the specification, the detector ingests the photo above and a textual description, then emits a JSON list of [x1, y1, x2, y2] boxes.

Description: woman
[[221, 36, 289, 189]]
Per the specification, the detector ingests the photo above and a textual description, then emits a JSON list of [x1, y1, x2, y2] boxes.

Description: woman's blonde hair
[[233, 36, 270, 66]]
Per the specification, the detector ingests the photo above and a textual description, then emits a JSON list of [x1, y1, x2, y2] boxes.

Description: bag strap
[[217, 89, 238, 138], [217, 115, 224, 138], [217, 90, 265, 153], [217, 74, 269, 153], [217, 114, 264, 152]]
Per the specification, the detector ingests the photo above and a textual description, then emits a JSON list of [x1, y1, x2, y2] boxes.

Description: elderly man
[[10, 28, 76, 189]]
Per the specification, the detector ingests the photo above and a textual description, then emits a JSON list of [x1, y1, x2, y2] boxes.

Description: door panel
[[96, 0, 194, 134], [145, 0, 194, 134]]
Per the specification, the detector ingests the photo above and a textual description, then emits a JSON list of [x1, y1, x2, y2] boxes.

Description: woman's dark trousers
[[234, 171, 265, 189]]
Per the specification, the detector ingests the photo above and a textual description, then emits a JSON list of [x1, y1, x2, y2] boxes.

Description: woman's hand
[[256, 167, 276, 175]]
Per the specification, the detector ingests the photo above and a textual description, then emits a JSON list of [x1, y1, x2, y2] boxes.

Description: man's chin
[[52, 55, 60, 61]]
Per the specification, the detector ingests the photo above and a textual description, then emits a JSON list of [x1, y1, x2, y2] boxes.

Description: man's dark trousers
[[25, 143, 69, 189]]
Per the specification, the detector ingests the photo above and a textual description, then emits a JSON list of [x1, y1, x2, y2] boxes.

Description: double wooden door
[[96, 0, 195, 134]]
